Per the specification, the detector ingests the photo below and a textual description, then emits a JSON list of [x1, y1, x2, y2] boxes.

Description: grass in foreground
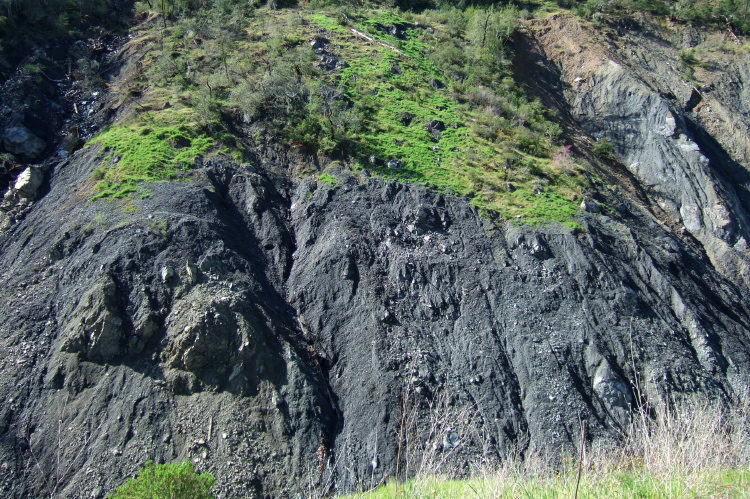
[[342, 399, 750, 498], [345, 468, 750, 498]]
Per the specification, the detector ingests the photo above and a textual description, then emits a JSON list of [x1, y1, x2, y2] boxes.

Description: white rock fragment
[[14, 167, 44, 198]]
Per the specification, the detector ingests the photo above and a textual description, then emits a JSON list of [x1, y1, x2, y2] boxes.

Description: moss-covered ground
[[86, 3, 588, 229], [310, 8, 587, 228], [89, 109, 212, 200]]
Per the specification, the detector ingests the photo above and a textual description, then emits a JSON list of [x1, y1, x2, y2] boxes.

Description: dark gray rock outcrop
[[287, 174, 750, 489], [3, 125, 46, 160], [0, 154, 340, 498], [1, 143, 750, 497], [515, 14, 750, 290]]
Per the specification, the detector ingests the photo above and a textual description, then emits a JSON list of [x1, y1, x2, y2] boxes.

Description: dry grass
[[611, 398, 750, 477], [341, 398, 750, 498]]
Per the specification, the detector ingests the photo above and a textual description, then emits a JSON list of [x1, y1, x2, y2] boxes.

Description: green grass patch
[[341, 467, 750, 498], [496, 190, 582, 229], [88, 110, 212, 200], [309, 13, 348, 33], [318, 173, 339, 185], [311, 9, 588, 228]]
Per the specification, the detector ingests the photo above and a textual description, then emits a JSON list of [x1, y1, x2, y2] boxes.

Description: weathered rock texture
[[515, 13, 750, 289], [3, 126, 46, 160], [1, 12, 750, 499]]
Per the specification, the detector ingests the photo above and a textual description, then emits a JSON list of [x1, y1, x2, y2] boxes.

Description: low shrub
[[593, 137, 615, 159], [108, 461, 215, 499]]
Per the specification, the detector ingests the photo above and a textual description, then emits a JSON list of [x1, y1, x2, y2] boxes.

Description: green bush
[[679, 50, 698, 66], [318, 173, 339, 185], [108, 461, 215, 499], [592, 137, 615, 159]]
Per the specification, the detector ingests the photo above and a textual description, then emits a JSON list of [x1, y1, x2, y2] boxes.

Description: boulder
[[310, 36, 329, 52], [581, 198, 601, 213], [14, 167, 44, 198], [318, 56, 348, 71], [160, 265, 174, 283], [61, 276, 125, 362], [399, 112, 414, 126], [3, 125, 46, 159], [426, 120, 446, 132], [161, 284, 260, 393], [425, 120, 446, 141], [592, 361, 632, 426]]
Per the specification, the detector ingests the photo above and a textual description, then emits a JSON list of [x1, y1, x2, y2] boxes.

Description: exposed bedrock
[[2, 148, 750, 497], [514, 14, 750, 289], [288, 173, 750, 491]]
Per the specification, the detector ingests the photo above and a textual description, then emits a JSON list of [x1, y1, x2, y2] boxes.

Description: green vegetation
[[77, 1, 590, 226], [88, 111, 212, 199], [571, 0, 750, 34], [75, 0, 745, 224], [677, 49, 711, 82], [679, 50, 699, 66], [319, 173, 339, 185], [108, 461, 215, 499], [342, 399, 750, 498], [21, 63, 41, 75], [149, 219, 168, 237], [342, 468, 750, 498], [307, 7, 587, 227], [592, 137, 615, 159]]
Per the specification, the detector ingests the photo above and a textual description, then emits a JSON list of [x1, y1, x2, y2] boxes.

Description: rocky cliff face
[[515, 14, 750, 288], [2, 11, 750, 499]]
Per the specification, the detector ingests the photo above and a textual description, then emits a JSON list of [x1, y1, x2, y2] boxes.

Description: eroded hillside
[[1, 2, 750, 498]]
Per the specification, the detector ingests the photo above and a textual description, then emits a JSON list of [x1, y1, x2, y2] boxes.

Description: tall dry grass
[[608, 397, 750, 476], [344, 397, 750, 498]]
